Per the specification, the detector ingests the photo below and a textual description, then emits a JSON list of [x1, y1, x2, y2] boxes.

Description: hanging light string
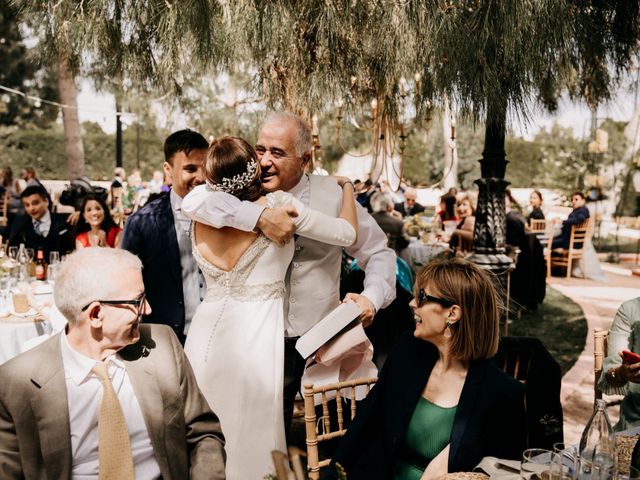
[[0, 84, 137, 118]]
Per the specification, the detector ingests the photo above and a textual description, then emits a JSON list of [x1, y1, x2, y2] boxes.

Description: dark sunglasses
[[81, 292, 147, 317], [417, 289, 455, 308]]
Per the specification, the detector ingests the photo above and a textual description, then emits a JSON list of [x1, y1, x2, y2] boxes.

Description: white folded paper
[[295, 301, 362, 359]]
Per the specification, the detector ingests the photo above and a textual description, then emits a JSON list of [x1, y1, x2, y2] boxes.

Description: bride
[[182, 136, 358, 480]]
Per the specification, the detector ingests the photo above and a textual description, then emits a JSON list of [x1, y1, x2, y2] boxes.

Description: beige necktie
[[92, 362, 135, 480]]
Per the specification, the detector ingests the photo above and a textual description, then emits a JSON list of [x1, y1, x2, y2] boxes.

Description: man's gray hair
[[264, 112, 312, 157], [54, 248, 143, 325], [370, 192, 395, 213]]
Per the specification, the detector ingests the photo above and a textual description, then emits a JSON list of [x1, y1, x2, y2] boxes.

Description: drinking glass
[[46, 264, 56, 285], [553, 442, 577, 479], [7, 246, 17, 260], [49, 251, 60, 265], [25, 248, 34, 262], [521, 448, 554, 479]]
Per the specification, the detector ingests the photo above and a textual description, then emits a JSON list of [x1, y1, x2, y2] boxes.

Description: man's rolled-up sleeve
[[345, 204, 397, 311], [182, 184, 264, 231]]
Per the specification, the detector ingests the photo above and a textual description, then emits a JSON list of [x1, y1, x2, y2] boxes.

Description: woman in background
[[328, 258, 526, 479], [74, 194, 122, 248], [528, 190, 545, 224]]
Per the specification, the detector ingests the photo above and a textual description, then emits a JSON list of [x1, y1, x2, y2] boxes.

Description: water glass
[[7, 246, 17, 260], [46, 264, 56, 284], [553, 442, 577, 479], [521, 448, 555, 479], [49, 251, 60, 265]]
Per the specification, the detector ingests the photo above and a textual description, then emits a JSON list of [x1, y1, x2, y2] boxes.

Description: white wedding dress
[[184, 191, 355, 480]]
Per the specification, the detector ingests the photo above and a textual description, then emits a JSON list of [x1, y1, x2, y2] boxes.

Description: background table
[[400, 239, 449, 271], [0, 314, 52, 364]]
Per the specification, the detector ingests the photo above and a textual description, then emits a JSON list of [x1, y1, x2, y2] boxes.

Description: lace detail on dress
[[190, 223, 285, 302]]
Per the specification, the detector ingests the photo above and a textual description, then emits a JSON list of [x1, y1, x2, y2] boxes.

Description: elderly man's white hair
[[54, 247, 142, 325], [370, 192, 395, 214], [264, 112, 312, 157]]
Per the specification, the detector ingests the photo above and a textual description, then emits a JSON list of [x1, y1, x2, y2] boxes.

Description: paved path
[[550, 270, 640, 444]]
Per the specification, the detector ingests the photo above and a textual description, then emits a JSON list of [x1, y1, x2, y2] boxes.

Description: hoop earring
[[444, 321, 453, 339]]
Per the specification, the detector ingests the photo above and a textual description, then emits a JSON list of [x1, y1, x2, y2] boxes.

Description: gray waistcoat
[[175, 221, 204, 335], [285, 176, 343, 337]]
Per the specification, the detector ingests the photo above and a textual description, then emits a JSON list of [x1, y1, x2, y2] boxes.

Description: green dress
[[394, 397, 458, 480]]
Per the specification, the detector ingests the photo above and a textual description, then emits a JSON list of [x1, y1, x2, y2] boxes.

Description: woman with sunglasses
[[327, 257, 526, 479]]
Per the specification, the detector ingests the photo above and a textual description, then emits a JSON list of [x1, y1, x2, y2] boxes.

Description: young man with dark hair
[[8, 185, 72, 256], [552, 191, 590, 249], [121, 129, 209, 343]]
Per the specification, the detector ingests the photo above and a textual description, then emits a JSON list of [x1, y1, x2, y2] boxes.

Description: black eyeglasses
[[417, 289, 455, 308], [81, 292, 147, 317]]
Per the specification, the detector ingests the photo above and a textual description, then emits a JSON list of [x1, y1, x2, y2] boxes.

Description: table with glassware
[[400, 238, 450, 272], [0, 249, 65, 364]]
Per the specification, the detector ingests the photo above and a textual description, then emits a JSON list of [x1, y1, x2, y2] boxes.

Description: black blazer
[[394, 202, 426, 217], [121, 194, 186, 343], [326, 333, 527, 479], [8, 213, 72, 257]]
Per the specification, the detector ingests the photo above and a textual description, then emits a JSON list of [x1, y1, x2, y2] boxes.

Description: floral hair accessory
[[206, 158, 258, 194]]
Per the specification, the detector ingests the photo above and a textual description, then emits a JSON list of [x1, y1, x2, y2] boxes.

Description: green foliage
[[0, 0, 58, 127], [13, 1, 640, 129], [0, 122, 164, 180]]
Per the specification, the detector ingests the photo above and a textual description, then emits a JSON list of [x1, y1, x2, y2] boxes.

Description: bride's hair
[[205, 136, 262, 201]]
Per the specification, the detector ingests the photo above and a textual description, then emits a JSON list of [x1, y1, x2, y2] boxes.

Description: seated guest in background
[[395, 187, 425, 217], [328, 258, 526, 479], [599, 296, 640, 431], [75, 193, 123, 248], [437, 193, 458, 223], [528, 189, 545, 224], [2, 166, 23, 218], [370, 192, 410, 253], [356, 179, 375, 211], [450, 194, 475, 250], [552, 191, 590, 249], [8, 185, 72, 257], [0, 247, 226, 479]]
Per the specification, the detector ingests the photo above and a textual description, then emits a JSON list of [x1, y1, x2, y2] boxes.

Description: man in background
[[8, 185, 72, 257], [395, 186, 425, 216]]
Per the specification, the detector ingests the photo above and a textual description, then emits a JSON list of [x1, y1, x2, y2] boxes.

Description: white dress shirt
[[33, 210, 51, 237], [182, 176, 396, 311], [60, 333, 161, 480]]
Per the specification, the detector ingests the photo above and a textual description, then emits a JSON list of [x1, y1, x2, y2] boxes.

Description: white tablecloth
[[400, 240, 449, 271], [0, 315, 52, 364]]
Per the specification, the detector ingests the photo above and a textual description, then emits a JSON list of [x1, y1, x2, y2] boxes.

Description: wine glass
[[46, 264, 57, 285], [49, 251, 60, 265], [521, 448, 555, 479], [7, 246, 17, 260], [25, 248, 34, 262]]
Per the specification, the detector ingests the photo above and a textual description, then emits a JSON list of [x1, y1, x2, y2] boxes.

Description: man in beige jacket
[[0, 247, 225, 479]]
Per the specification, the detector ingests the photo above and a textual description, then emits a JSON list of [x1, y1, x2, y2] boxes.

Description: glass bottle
[[578, 399, 616, 479], [16, 243, 28, 281]]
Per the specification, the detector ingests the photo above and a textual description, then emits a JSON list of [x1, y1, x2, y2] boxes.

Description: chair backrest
[[529, 219, 547, 232], [303, 377, 377, 479], [568, 218, 591, 251], [594, 328, 608, 402], [492, 336, 564, 449]]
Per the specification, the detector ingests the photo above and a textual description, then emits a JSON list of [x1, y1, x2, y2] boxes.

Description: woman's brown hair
[[414, 257, 501, 361], [205, 136, 262, 201]]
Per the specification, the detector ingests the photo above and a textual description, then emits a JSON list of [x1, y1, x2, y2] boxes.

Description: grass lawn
[[509, 285, 588, 375]]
